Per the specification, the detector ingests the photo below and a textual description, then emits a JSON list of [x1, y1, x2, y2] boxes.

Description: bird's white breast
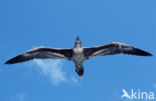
[[72, 48, 84, 64], [73, 47, 83, 53]]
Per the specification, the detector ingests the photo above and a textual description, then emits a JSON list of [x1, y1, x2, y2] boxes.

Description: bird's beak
[[76, 36, 81, 42], [74, 36, 82, 47]]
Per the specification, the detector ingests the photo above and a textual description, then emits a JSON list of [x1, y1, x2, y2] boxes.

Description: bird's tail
[[75, 65, 84, 77]]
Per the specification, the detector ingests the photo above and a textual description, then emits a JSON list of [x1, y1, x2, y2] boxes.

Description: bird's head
[[74, 36, 82, 48]]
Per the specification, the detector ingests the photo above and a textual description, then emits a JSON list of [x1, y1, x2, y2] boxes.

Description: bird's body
[[72, 47, 85, 77], [72, 47, 84, 65], [5, 36, 152, 77]]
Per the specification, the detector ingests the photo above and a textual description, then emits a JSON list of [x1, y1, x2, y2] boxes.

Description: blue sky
[[0, 0, 155, 101]]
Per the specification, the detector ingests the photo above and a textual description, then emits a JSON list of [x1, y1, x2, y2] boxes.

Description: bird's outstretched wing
[[5, 47, 73, 64], [84, 42, 152, 60]]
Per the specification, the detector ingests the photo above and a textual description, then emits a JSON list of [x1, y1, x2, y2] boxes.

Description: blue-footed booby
[[5, 36, 152, 77]]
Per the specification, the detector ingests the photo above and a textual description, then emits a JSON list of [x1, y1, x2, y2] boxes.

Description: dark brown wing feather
[[84, 42, 152, 59], [5, 47, 73, 64]]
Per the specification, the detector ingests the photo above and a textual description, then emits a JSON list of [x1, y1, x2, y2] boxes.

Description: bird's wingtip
[[4, 62, 8, 65], [4, 60, 12, 65], [134, 48, 153, 57], [142, 50, 153, 56], [147, 53, 153, 56]]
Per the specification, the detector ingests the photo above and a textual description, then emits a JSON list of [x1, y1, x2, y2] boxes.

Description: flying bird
[[5, 36, 152, 77]]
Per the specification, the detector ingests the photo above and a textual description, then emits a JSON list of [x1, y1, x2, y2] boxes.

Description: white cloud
[[71, 76, 78, 84], [10, 92, 26, 101], [33, 59, 68, 85], [16, 92, 26, 101]]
